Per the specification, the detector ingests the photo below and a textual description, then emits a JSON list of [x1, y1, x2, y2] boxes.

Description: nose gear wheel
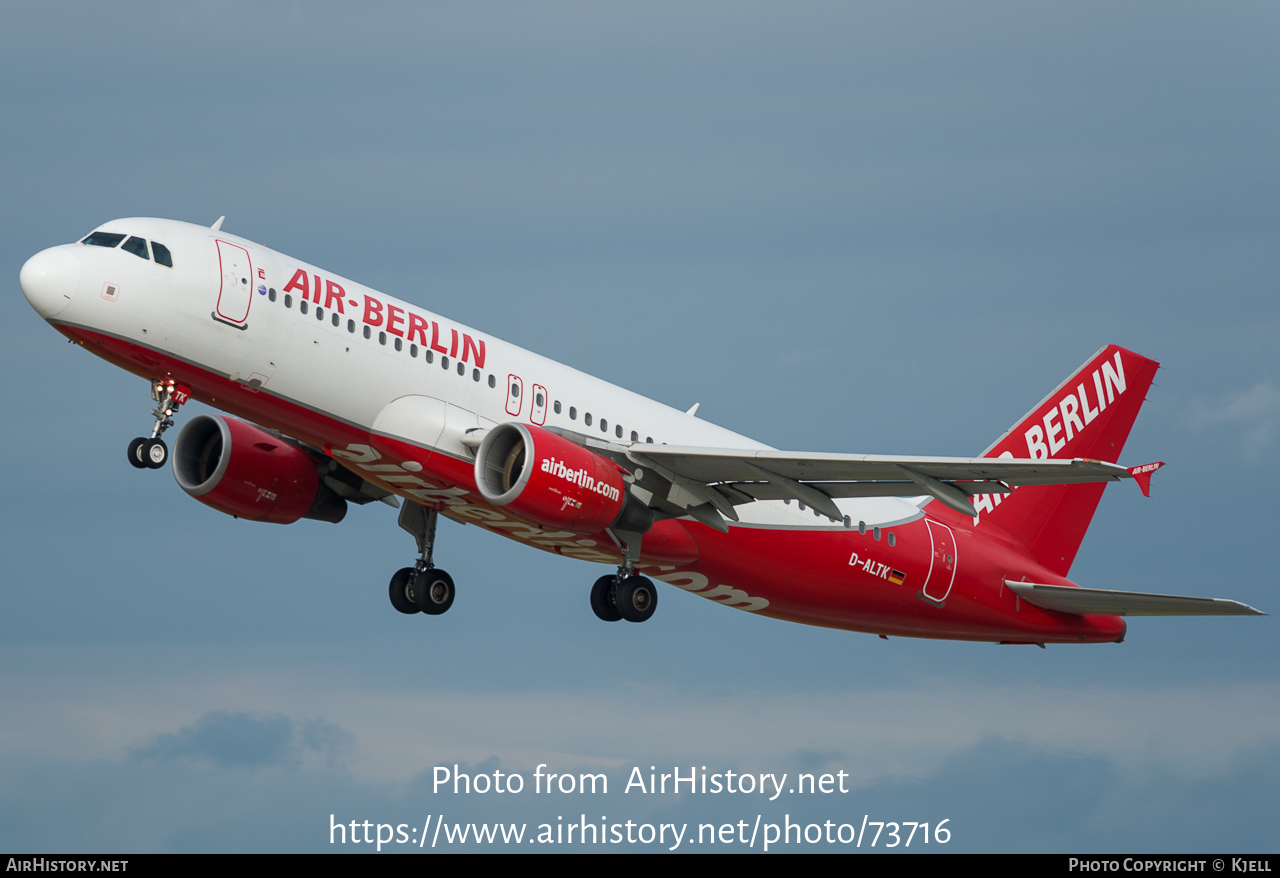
[[127, 379, 188, 471]]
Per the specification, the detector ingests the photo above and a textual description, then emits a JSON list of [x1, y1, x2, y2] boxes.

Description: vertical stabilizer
[[971, 346, 1159, 575]]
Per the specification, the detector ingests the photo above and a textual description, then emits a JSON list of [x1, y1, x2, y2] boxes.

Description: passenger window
[[487, 374, 495, 388], [81, 231, 126, 248], [569, 407, 577, 420], [316, 307, 324, 320], [554, 401, 562, 414], [630, 431, 638, 441], [410, 344, 418, 357], [535, 392, 545, 407], [457, 362, 464, 376], [348, 319, 355, 332], [332, 313, 339, 327], [646, 437, 653, 444], [122, 236, 149, 260], [394, 337, 402, 351], [441, 356, 449, 369], [585, 413, 593, 426], [363, 326, 371, 339], [600, 419, 608, 432], [616, 425, 623, 438], [888, 532, 896, 547], [473, 368, 480, 382], [268, 288, 277, 302], [300, 300, 309, 315], [151, 241, 173, 267], [284, 294, 293, 308], [379, 332, 386, 345], [426, 350, 433, 363]]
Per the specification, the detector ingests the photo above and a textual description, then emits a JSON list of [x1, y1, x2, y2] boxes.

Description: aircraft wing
[[1005, 581, 1265, 617], [623, 443, 1131, 523]]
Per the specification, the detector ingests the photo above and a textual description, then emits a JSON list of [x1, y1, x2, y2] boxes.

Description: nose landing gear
[[127, 379, 190, 469]]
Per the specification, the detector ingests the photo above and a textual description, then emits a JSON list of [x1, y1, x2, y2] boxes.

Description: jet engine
[[172, 414, 347, 524], [475, 423, 652, 535]]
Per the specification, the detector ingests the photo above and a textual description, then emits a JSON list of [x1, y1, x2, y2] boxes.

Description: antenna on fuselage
[[210, 216, 225, 231]]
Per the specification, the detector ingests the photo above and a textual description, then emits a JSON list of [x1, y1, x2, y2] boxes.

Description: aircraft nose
[[20, 246, 82, 319]]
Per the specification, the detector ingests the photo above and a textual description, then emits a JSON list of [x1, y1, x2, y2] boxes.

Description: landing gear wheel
[[143, 438, 168, 469], [389, 567, 420, 615], [615, 575, 658, 623], [127, 437, 148, 469], [590, 575, 622, 622], [132, 380, 186, 470], [413, 568, 455, 615]]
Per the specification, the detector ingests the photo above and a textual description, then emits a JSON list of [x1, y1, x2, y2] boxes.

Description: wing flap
[[723, 479, 1011, 502], [1005, 581, 1265, 617]]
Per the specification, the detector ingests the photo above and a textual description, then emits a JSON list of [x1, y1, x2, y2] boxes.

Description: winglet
[[211, 216, 225, 231], [1127, 461, 1165, 497]]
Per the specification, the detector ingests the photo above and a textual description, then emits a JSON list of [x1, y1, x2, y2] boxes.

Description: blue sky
[[1, 2, 1277, 852]]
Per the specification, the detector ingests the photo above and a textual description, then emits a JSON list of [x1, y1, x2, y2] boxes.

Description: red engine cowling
[[172, 414, 346, 524], [475, 423, 632, 534]]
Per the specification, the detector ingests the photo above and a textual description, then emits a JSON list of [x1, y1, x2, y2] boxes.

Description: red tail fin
[[973, 346, 1160, 576]]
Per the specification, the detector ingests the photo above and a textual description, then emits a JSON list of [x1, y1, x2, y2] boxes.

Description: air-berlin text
[[282, 269, 486, 368], [972, 349, 1128, 524]]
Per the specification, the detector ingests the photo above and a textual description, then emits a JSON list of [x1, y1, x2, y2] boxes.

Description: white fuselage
[[25, 216, 922, 533]]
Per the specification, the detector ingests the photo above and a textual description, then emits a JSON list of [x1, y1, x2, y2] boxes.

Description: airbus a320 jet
[[19, 217, 1263, 644]]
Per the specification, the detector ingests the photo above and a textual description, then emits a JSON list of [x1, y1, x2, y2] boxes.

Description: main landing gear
[[127, 379, 189, 470], [384, 508, 660, 624], [590, 528, 658, 623], [390, 503, 456, 616], [591, 574, 659, 623]]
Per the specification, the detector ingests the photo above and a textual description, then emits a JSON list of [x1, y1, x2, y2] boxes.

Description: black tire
[[144, 438, 168, 469], [590, 575, 622, 622], [389, 567, 420, 615], [414, 568, 455, 615], [127, 437, 148, 469], [615, 575, 658, 623]]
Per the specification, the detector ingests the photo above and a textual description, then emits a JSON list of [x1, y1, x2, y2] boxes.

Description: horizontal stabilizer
[[1005, 581, 1264, 617]]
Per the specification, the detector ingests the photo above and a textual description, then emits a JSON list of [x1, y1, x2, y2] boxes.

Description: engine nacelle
[[475, 423, 647, 534], [172, 414, 346, 524]]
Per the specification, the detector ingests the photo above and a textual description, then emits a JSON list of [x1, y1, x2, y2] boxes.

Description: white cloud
[[1189, 382, 1280, 457], [2, 657, 1276, 788]]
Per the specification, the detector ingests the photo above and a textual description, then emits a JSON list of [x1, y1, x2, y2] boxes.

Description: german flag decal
[[889, 569, 906, 585]]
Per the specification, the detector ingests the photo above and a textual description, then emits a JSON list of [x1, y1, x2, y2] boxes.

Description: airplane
[[18, 217, 1264, 645]]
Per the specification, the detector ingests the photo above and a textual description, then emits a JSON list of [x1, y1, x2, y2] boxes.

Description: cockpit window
[[151, 241, 173, 268], [122, 236, 149, 260], [81, 231, 126, 248]]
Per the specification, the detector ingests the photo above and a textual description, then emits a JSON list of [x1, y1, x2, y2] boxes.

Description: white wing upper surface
[[626, 445, 1129, 486], [620, 443, 1132, 522]]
